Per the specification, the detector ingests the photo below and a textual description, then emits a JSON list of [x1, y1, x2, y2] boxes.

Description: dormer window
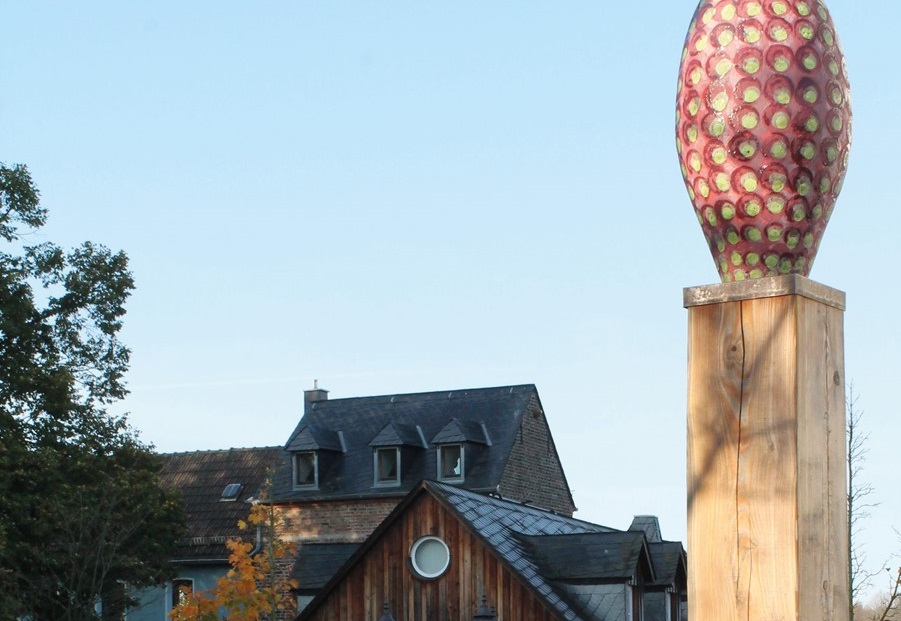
[[438, 444, 463, 481], [284, 424, 345, 492], [374, 447, 400, 486], [369, 422, 425, 487], [293, 452, 318, 489]]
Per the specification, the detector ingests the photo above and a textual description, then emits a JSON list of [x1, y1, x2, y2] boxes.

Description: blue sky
[[3, 0, 899, 601]]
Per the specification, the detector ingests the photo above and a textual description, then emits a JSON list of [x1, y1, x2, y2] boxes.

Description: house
[[269, 384, 577, 550], [127, 447, 283, 621], [130, 383, 686, 620], [292, 481, 687, 621]]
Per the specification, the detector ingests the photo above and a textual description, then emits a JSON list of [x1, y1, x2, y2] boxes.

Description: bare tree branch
[[849, 385, 883, 618]]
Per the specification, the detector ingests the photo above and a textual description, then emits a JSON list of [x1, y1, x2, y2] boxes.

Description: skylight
[[220, 483, 242, 501]]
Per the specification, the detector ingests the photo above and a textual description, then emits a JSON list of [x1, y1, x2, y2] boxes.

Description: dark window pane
[[377, 448, 398, 482], [295, 453, 316, 486], [440, 445, 462, 479]]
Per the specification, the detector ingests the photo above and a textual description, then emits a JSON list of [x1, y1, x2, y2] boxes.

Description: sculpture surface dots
[[675, 0, 851, 281]]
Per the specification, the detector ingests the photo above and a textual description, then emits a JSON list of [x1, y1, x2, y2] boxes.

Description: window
[[409, 536, 451, 579], [668, 592, 682, 621], [437, 444, 463, 481], [220, 483, 242, 501], [171, 578, 193, 609], [374, 447, 400, 485], [293, 452, 318, 489]]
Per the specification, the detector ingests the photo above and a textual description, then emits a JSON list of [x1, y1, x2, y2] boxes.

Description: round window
[[409, 536, 450, 579]]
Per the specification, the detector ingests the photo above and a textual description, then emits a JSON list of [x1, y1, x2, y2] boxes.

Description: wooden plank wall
[[305, 493, 561, 621], [687, 291, 848, 621]]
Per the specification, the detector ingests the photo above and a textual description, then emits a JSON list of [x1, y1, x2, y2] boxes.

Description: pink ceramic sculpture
[[676, 0, 851, 281]]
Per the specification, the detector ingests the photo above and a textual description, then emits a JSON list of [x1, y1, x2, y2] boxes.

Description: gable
[[431, 418, 492, 445], [297, 489, 565, 621], [368, 422, 427, 448], [497, 390, 577, 515], [285, 425, 344, 452], [298, 481, 629, 621], [648, 541, 687, 589]]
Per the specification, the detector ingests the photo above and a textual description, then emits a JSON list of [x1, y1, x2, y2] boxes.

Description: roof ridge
[[159, 446, 282, 456], [311, 384, 536, 406], [517, 530, 640, 540]]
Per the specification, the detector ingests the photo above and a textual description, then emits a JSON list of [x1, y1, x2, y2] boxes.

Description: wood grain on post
[[685, 275, 848, 621]]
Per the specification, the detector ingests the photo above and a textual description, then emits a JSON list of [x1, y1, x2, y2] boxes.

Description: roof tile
[[159, 447, 283, 561]]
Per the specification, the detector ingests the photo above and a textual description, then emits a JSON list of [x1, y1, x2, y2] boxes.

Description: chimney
[[628, 515, 662, 543], [304, 379, 329, 413]]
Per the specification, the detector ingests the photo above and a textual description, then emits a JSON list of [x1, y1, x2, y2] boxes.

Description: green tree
[[0, 162, 185, 619]]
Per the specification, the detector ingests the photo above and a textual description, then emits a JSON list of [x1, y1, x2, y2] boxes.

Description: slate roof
[[291, 543, 361, 593], [629, 515, 662, 543], [159, 447, 283, 561], [648, 541, 687, 588], [556, 584, 628, 621], [430, 482, 618, 621], [518, 532, 657, 621], [273, 384, 543, 502], [518, 531, 653, 582]]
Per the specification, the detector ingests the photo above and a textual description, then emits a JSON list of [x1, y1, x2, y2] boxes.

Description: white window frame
[[292, 451, 319, 489], [373, 447, 401, 486], [626, 582, 643, 621], [409, 536, 451, 580], [437, 444, 464, 482]]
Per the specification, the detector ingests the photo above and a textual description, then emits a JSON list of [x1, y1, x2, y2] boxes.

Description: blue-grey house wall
[[126, 565, 224, 621]]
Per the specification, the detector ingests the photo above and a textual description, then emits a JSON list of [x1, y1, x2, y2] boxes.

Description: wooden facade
[[300, 492, 561, 621], [685, 276, 848, 621]]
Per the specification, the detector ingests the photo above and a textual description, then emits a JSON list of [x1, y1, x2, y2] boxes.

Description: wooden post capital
[[683, 274, 846, 310]]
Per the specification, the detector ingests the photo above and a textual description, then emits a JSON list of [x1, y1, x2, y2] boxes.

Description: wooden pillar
[[684, 275, 848, 621]]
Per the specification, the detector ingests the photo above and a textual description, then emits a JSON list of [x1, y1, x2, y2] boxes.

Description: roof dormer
[[285, 425, 345, 491], [368, 422, 428, 449], [430, 418, 491, 446], [430, 419, 491, 483], [285, 424, 345, 453], [369, 423, 427, 487]]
